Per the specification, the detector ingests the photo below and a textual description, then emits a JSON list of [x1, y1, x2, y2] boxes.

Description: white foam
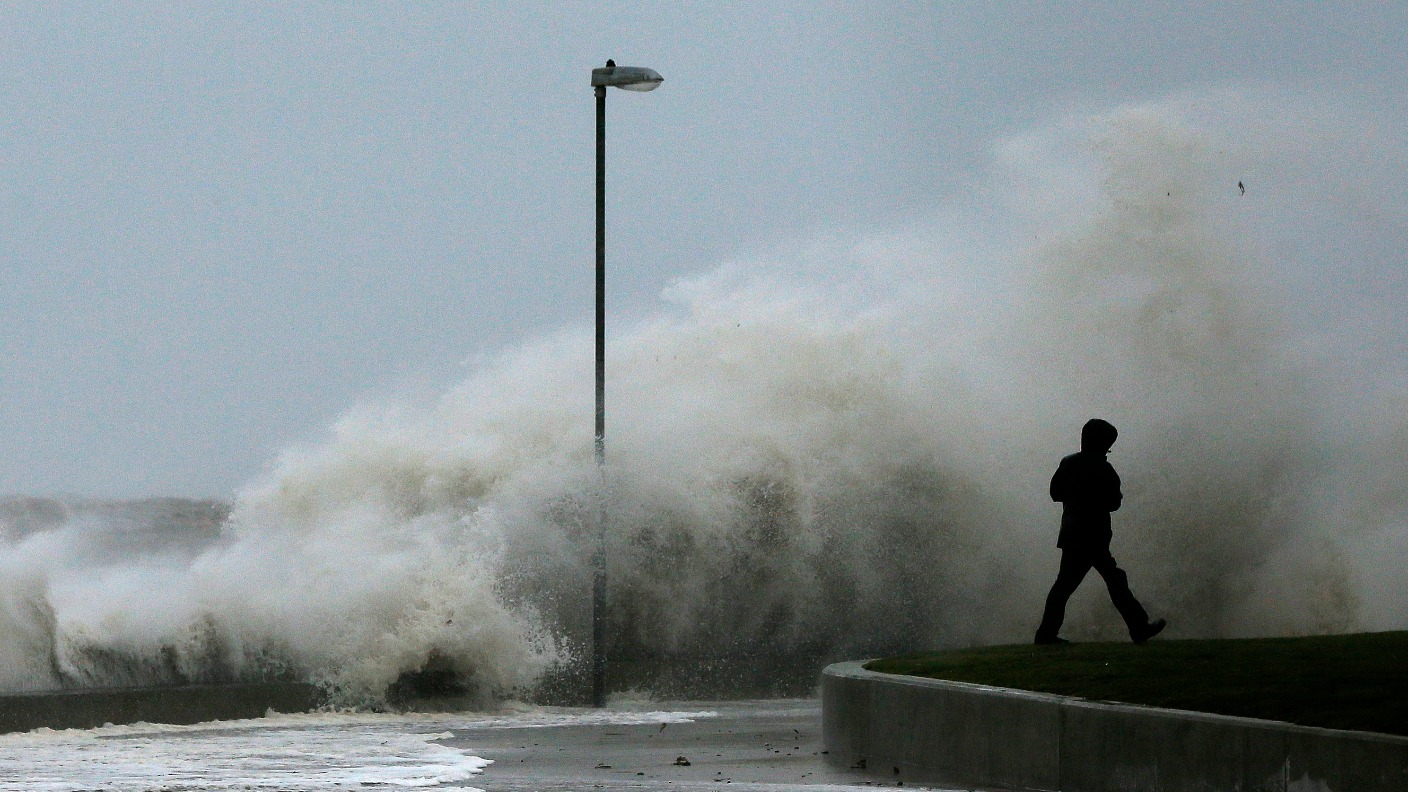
[[0, 713, 490, 791]]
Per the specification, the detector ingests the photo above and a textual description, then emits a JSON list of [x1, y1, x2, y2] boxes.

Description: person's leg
[[1035, 550, 1092, 642], [1091, 553, 1152, 637]]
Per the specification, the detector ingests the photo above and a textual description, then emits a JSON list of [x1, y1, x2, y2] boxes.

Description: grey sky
[[0, 3, 1404, 498]]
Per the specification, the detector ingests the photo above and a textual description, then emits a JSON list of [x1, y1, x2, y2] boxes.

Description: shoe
[[1033, 635, 1070, 645], [1132, 618, 1167, 645]]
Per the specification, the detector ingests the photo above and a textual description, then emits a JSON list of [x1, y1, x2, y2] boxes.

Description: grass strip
[[864, 631, 1408, 737]]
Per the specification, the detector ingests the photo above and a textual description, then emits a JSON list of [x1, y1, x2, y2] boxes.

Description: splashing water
[[0, 89, 1403, 705]]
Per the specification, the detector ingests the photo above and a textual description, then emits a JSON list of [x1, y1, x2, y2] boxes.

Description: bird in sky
[[1239, 181, 1245, 195]]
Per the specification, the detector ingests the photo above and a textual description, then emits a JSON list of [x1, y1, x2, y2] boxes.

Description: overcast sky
[[0, 3, 1404, 499]]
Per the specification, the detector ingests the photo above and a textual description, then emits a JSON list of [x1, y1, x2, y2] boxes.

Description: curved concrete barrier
[[0, 682, 321, 734], [822, 660, 1408, 792]]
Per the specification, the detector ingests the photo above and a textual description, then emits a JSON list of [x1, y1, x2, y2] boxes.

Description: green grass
[[865, 631, 1408, 737]]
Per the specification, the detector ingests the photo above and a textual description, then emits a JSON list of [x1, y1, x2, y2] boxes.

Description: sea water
[[0, 706, 720, 791]]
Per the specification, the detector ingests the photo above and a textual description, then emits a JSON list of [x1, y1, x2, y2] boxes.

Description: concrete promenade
[[0, 681, 320, 734], [822, 660, 1408, 792]]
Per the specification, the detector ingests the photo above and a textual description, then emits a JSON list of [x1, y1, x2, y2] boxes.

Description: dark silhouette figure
[[1034, 419, 1166, 645]]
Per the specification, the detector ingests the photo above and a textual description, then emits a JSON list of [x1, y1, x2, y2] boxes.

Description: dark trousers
[[1036, 548, 1150, 640]]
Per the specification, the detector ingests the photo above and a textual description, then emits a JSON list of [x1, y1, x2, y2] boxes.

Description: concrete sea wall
[[0, 682, 321, 734], [821, 661, 1408, 792]]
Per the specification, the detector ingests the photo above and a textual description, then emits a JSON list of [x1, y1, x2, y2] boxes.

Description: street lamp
[[590, 59, 662, 708]]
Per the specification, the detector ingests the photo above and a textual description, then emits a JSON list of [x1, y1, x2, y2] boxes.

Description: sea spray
[[0, 90, 1400, 704], [1002, 105, 1353, 639]]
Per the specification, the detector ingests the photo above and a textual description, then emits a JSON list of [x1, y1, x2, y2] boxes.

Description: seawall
[[821, 660, 1408, 792], [0, 682, 321, 734]]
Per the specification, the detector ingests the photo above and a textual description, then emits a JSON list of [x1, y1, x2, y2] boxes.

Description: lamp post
[[590, 59, 662, 708]]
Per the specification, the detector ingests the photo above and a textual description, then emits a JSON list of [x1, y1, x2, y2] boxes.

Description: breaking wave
[[0, 87, 1403, 706]]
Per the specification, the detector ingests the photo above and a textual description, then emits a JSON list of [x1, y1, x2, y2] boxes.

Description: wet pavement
[[438, 699, 980, 791]]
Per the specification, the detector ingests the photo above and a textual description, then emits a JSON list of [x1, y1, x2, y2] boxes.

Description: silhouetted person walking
[[1034, 419, 1166, 645]]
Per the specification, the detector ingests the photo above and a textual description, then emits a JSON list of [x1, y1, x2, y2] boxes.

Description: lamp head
[[591, 63, 663, 91]]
